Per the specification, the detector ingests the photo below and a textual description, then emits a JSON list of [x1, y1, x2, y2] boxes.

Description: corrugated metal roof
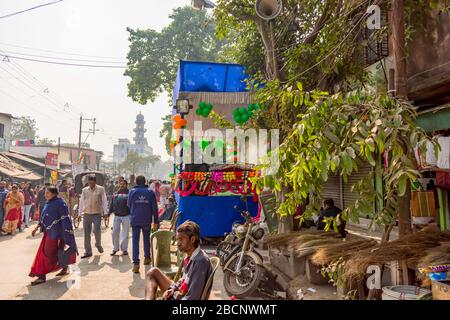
[[4, 151, 46, 168], [0, 153, 42, 180]]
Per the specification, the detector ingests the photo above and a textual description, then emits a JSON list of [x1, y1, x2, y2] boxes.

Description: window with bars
[[0, 123, 4, 139]]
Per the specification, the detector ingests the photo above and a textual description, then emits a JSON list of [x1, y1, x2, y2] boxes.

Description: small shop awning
[[4, 151, 46, 168], [0, 153, 42, 181]]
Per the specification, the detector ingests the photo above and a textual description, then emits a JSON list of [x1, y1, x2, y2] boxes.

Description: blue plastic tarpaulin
[[176, 195, 258, 237], [172, 60, 249, 106]]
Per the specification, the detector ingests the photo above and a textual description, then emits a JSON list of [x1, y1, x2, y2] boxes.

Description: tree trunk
[[255, 18, 280, 81], [392, 0, 412, 285], [392, 0, 411, 240], [392, 0, 408, 99]]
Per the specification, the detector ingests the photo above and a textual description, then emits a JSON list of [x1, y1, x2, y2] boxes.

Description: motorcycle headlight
[[235, 225, 248, 238], [252, 226, 265, 240]]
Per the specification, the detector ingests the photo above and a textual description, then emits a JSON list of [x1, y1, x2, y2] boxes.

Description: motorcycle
[[220, 206, 287, 299]]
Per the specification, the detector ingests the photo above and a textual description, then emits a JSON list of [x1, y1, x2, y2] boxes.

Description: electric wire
[[0, 49, 127, 64], [2, 54, 127, 68], [1, 54, 90, 119], [0, 64, 79, 122], [0, 0, 64, 20], [288, 0, 383, 82]]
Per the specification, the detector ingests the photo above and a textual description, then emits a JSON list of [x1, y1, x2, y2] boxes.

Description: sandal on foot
[[31, 278, 46, 286], [56, 269, 69, 277]]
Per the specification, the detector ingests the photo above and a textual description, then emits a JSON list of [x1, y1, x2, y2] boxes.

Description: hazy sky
[[0, 0, 190, 160]]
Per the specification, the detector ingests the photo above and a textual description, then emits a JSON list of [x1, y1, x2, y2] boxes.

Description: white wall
[[10, 145, 49, 158], [0, 114, 12, 152]]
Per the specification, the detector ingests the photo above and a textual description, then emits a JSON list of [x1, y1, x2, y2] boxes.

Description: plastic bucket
[[382, 286, 431, 300]]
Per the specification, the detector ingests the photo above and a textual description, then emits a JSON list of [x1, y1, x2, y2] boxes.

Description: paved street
[[0, 221, 229, 300]]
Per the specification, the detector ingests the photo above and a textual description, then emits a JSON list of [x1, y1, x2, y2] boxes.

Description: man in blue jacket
[[127, 176, 159, 273]]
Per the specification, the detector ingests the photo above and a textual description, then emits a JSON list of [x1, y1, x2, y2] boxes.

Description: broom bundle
[[311, 239, 378, 266], [266, 230, 339, 248], [343, 226, 450, 280], [418, 242, 450, 267]]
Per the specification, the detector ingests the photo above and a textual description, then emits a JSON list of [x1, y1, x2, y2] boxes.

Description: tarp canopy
[[172, 60, 249, 106], [0, 153, 42, 181]]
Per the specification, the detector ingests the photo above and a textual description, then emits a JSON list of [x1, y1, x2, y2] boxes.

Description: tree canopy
[[124, 6, 228, 105], [11, 116, 38, 140]]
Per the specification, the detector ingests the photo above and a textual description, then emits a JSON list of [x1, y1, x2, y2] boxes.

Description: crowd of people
[[1, 175, 212, 300], [0, 180, 77, 236]]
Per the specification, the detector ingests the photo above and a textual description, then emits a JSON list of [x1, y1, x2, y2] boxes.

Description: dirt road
[[0, 221, 228, 300]]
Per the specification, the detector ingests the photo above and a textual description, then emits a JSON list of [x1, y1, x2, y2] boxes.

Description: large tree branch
[[334, 0, 344, 17], [302, 0, 334, 44]]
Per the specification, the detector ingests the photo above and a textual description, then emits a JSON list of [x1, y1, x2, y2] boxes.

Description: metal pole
[[78, 115, 83, 155]]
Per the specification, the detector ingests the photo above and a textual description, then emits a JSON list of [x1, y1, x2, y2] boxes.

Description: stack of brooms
[[342, 225, 450, 282], [267, 225, 450, 299]]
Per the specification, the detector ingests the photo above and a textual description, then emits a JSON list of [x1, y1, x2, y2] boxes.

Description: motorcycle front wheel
[[223, 253, 264, 298]]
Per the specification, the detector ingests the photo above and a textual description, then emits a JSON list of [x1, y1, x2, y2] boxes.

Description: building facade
[[10, 144, 103, 171], [0, 112, 13, 152]]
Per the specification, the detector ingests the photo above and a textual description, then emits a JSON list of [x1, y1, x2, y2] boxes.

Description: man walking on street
[[36, 183, 51, 220], [109, 179, 130, 256], [22, 183, 35, 228], [128, 176, 158, 273], [79, 176, 109, 259], [0, 181, 8, 232], [59, 180, 70, 206]]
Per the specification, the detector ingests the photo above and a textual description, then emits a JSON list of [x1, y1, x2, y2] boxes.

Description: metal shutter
[[322, 174, 342, 208], [343, 161, 374, 211]]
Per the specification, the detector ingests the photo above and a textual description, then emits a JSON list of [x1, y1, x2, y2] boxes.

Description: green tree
[[144, 154, 162, 166], [160, 114, 173, 156], [11, 116, 38, 140], [216, 0, 450, 88], [125, 6, 227, 105], [119, 152, 144, 175], [37, 138, 56, 145], [61, 143, 90, 148], [251, 85, 437, 234]]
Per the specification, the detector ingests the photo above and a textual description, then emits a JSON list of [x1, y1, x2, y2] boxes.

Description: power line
[[0, 64, 79, 121], [0, 50, 95, 119], [0, 41, 127, 60], [0, 49, 127, 64], [0, 55, 92, 119], [0, 0, 64, 20], [7, 59, 89, 118], [0, 87, 77, 130], [0, 74, 75, 127], [2, 54, 128, 68]]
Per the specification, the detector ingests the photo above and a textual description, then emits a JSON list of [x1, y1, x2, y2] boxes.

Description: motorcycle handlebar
[[234, 206, 251, 220]]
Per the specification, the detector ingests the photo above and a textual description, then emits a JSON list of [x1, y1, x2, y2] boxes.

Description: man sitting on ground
[[145, 221, 212, 300]]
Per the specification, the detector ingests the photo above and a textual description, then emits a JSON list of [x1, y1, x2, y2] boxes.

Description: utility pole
[[57, 137, 61, 170], [392, 0, 412, 286], [78, 116, 83, 152], [77, 115, 99, 170]]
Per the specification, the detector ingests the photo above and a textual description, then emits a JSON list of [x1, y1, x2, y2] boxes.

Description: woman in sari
[[29, 186, 78, 286], [2, 184, 24, 235]]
